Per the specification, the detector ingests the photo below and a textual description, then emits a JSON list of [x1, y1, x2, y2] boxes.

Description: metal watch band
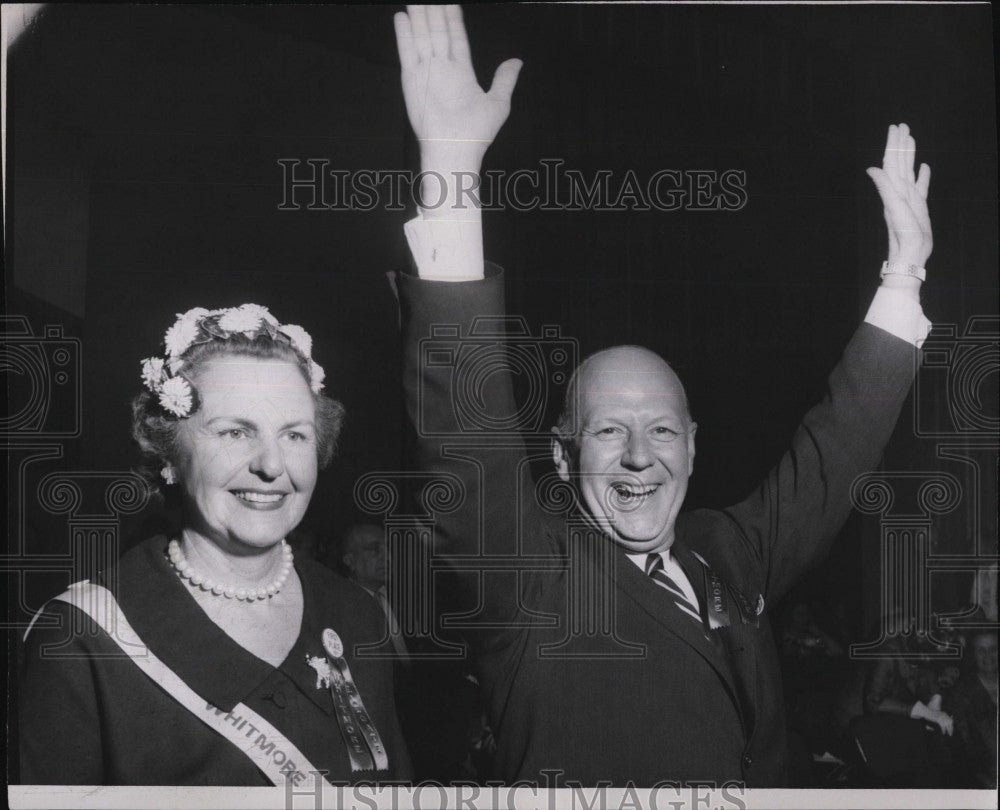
[[880, 260, 926, 282]]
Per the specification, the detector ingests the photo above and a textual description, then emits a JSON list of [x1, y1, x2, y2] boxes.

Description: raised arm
[[866, 123, 932, 301], [714, 125, 933, 602], [396, 7, 547, 644], [395, 4, 520, 280], [395, 4, 521, 189]]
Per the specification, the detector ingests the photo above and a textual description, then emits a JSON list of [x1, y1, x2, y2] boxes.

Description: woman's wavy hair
[[132, 334, 345, 502]]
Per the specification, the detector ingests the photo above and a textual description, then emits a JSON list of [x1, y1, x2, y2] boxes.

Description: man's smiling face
[[552, 346, 696, 554]]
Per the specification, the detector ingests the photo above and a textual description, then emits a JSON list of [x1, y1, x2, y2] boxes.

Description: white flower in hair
[[181, 306, 212, 322], [140, 357, 166, 391], [158, 376, 194, 417], [218, 304, 271, 336], [257, 306, 280, 328], [281, 324, 313, 358], [309, 360, 326, 394], [164, 307, 209, 359]]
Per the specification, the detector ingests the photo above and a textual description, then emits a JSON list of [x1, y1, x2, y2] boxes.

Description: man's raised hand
[[395, 5, 521, 171], [866, 123, 933, 271]]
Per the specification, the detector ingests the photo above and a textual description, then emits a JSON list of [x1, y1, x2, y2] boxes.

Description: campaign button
[[323, 628, 344, 659]]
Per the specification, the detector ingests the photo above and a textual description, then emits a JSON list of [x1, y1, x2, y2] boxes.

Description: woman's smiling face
[[173, 355, 319, 553]]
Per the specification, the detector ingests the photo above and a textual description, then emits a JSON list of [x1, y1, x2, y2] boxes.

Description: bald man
[[393, 5, 932, 786], [550, 347, 698, 561]]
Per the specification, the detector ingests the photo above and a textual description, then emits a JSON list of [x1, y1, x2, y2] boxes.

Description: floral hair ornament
[[140, 304, 326, 418]]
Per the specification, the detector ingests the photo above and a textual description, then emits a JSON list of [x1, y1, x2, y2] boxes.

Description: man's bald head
[[555, 345, 691, 444], [550, 345, 698, 554]]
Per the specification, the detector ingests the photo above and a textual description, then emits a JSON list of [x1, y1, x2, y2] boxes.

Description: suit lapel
[[608, 543, 741, 711], [673, 542, 757, 738]]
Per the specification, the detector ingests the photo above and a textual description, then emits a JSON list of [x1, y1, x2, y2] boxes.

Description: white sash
[[36, 581, 332, 788]]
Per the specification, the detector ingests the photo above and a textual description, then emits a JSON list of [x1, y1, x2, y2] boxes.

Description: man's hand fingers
[[905, 133, 917, 185], [426, 4, 449, 59], [869, 166, 909, 245], [394, 12, 418, 68], [444, 5, 471, 63], [487, 58, 523, 105], [880, 125, 905, 197], [866, 166, 896, 205], [881, 124, 897, 175], [916, 162, 931, 200], [407, 5, 432, 61], [872, 125, 933, 267], [897, 123, 914, 184]]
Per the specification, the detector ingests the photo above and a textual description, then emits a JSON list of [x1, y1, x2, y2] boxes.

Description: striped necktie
[[645, 553, 702, 626]]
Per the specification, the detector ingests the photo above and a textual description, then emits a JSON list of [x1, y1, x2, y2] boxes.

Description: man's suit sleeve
[[398, 265, 554, 641], [721, 322, 918, 603]]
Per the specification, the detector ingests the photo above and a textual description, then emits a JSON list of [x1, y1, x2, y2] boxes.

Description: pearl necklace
[[168, 538, 294, 601]]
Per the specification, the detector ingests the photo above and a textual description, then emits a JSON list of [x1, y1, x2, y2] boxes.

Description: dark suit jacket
[[399, 266, 918, 786]]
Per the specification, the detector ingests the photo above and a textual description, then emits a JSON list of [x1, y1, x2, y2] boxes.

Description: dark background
[[6, 3, 997, 638]]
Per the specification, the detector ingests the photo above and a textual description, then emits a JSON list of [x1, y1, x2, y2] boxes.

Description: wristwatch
[[880, 260, 926, 282]]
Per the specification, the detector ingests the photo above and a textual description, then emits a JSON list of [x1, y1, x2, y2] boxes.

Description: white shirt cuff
[[864, 286, 932, 348], [403, 210, 485, 281]]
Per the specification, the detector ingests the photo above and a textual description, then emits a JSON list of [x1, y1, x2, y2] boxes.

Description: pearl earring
[[161, 466, 177, 485]]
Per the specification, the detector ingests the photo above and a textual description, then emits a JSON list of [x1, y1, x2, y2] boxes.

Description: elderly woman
[[19, 304, 412, 785]]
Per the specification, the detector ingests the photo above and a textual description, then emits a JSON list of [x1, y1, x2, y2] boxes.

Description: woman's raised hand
[[394, 5, 521, 171]]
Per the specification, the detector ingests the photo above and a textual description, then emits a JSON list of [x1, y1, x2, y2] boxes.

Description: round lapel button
[[323, 628, 344, 659]]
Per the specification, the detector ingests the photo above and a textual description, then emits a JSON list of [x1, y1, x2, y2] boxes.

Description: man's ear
[[551, 428, 572, 482], [686, 422, 697, 476], [342, 552, 354, 572]]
